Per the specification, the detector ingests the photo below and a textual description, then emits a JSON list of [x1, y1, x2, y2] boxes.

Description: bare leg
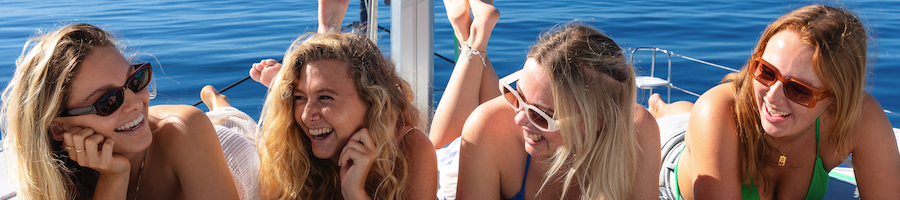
[[201, 85, 232, 111], [318, 0, 350, 33], [429, 0, 501, 149], [648, 93, 694, 119], [466, 0, 499, 53], [443, 0, 472, 42]]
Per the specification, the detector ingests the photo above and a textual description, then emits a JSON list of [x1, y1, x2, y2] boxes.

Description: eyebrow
[[293, 87, 339, 96], [81, 65, 135, 103]]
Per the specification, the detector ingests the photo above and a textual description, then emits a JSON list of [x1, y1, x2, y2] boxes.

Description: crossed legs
[[429, 0, 501, 149]]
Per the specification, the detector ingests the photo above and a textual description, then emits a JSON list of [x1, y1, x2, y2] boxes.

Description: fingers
[[350, 128, 375, 151], [340, 128, 377, 167]]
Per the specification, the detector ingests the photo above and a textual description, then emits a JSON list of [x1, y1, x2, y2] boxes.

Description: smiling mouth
[[524, 132, 545, 142], [766, 104, 791, 117], [115, 114, 143, 132], [309, 127, 334, 140]]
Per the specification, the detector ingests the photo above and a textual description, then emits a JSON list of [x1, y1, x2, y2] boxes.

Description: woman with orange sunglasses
[[654, 4, 900, 199]]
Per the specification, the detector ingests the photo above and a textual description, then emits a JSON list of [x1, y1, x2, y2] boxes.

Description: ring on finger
[[74, 149, 85, 153], [64, 146, 74, 151]]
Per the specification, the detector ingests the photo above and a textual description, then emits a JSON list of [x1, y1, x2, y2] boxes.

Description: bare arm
[[155, 105, 240, 200], [685, 84, 743, 199], [629, 104, 661, 199], [400, 129, 439, 200], [850, 94, 900, 198]]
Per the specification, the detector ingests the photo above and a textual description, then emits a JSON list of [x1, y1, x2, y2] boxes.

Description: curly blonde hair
[[258, 32, 421, 199]]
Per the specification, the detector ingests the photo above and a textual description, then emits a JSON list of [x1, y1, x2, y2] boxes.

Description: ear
[[49, 119, 66, 142]]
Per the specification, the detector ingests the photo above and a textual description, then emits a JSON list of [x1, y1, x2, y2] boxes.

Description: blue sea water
[[0, 0, 897, 198]]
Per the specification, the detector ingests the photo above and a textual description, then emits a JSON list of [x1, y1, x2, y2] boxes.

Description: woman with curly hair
[[251, 32, 437, 200]]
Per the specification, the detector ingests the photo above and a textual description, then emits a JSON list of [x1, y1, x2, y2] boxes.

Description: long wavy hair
[[724, 4, 867, 191], [257, 32, 420, 199], [527, 22, 639, 200], [1, 23, 133, 199]]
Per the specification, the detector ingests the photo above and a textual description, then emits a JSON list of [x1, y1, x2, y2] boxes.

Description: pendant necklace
[[770, 127, 810, 167]]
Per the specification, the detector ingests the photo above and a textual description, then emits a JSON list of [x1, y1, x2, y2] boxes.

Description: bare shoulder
[[630, 104, 661, 199], [148, 106, 239, 199], [458, 97, 524, 199], [399, 128, 438, 200], [846, 93, 900, 198], [149, 105, 213, 134], [400, 128, 436, 153], [148, 104, 219, 156], [461, 97, 519, 144], [693, 83, 735, 113], [682, 82, 743, 199], [632, 103, 659, 145]]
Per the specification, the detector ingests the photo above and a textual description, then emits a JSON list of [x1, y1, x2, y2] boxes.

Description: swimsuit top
[[677, 118, 829, 200], [507, 154, 531, 200]]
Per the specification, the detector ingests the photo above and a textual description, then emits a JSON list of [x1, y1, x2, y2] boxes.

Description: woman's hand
[[62, 127, 130, 177], [339, 128, 376, 200], [249, 59, 282, 88]]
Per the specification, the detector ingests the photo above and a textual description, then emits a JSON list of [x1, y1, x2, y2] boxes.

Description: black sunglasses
[[59, 63, 152, 117]]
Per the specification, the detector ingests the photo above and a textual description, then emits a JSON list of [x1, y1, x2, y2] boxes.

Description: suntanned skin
[[54, 46, 238, 200], [458, 97, 660, 200], [674, 31, 900, 200]]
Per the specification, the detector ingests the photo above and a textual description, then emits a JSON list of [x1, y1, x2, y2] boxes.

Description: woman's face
[[293, 59, 368, 162], [52, 46, 152, 153], [755, 30, 832, 137], [518, 58, 562, 157]]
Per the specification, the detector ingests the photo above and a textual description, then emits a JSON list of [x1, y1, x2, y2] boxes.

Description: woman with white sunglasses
[[434, 22, 660, 199]]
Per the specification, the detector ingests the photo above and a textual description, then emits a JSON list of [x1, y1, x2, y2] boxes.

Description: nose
[[763, 80, 787, 104], [513, 107, 530, 127], [301, 101, 322, 124], [119, 88, 143, 114]]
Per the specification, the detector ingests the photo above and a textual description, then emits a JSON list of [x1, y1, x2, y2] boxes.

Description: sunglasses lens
[[753, 61, 778, 85], [785, 81, 814, 105], [128, 65, 151, 92], [96, 89, 125, 116], [526, 107, 551, 130], [502, 86, 519, 109]]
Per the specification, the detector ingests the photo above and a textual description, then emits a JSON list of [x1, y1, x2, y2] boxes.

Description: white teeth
[[525, 132, 545, 142], [115, 114, 143, 131], [309, 127, 334, 136], [767, 105, 790, 116]]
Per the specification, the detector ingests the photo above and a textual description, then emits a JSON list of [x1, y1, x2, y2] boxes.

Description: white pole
[[391, 0, 434, 129], [366, 0, 378, 42]]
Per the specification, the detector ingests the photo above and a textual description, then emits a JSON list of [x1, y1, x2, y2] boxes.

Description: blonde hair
[[1, 23, 122, 199], [725, 4, 868, 191], [258, 32, 420, 199], [527, 22, 639, 200]]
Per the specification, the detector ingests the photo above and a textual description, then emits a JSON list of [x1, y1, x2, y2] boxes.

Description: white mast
[[391, 0, 434, 128]]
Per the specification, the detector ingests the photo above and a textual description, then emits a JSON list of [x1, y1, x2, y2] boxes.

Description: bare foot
[[201, 85, 231, 111], [444, 0, 472, 42], [648, 93, 664, 118]]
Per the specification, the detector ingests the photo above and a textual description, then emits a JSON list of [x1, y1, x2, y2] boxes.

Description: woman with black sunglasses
[[1, 23, 239, 199], [655, 4, 900, 199]]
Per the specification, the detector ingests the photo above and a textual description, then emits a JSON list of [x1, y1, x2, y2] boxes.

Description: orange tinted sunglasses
[[750, 54, 831, 108]]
